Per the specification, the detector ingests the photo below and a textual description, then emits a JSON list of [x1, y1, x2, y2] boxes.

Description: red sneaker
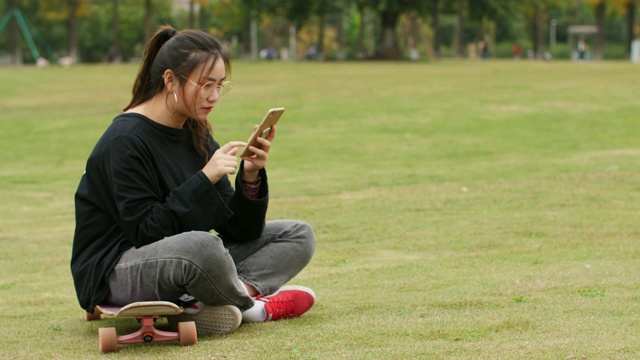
[[256, 285, 316, 322]]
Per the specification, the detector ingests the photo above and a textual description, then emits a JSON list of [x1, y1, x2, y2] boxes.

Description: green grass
[[1, 59, 639, 359]]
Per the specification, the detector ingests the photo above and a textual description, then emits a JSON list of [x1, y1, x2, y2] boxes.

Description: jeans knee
[[295, 221, 316, 260], [183, 231, 230, 266]]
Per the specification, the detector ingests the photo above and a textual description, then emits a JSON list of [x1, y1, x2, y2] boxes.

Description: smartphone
[[240, 107, 285, 158]]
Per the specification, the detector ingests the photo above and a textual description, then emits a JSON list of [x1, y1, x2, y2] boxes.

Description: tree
[[67, 0, 79, 62], [309, 0, 346, 59], [182, 0, 208, 29], [609, 0, 638, 56], [189, 0, 195, 28], [591, 0, 606, 59], [623, 0, 637, 55], [521, 0, 563, 59], [144, 0, 152, 42], [360, 0, 428, 59], [7, 0, 22, 65], [426, 0, 441, 58], [29, 0, 91, 62], [353, 0, 367, 58], [112, 0, 120, 61], [453, 0, 465, 58]]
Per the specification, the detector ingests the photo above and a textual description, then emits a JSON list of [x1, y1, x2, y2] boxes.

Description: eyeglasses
[[177, 73, 232, 99]]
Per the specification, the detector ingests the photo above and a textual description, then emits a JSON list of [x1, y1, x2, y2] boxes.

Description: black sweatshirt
[[71, 113, 268, 312]]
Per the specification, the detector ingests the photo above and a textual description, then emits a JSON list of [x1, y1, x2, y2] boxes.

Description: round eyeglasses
[[177, 73, 232, 99]]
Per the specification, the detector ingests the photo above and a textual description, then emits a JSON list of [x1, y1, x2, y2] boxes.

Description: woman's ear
[[163, 69, 176, 91]]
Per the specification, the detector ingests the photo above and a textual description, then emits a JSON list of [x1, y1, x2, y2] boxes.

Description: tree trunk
[[533, 4, 546, 59], [408, 12, 420, 60], [199, 2, 207, 30], [68, 0, 79, 63], [317, 13, 325, 60], [595, 1, 605, 59], [430, 4, 440, 58], [144, 0, 153, 42], [289, 24, 297, 61], [336, 11, 345, 60], [111, 0, 120, 62], [455, 5, 465, 58], [8, 0, 22, 65], [357, 5, 365, 58], [189, 0, 195, 29], [315, 0, 326, 59], [625, 1, 636, 56], [377, 9, 400, 59], [250, 10, 258, 61]]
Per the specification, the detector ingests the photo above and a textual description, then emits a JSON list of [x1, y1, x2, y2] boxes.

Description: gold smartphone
[[240, 107, 285, 158]]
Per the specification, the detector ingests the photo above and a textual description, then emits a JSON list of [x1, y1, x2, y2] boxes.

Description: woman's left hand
[[241, 125, 276, 181]]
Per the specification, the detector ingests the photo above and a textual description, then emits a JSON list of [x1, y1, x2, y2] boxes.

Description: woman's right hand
[[202, 141, 246, 184]]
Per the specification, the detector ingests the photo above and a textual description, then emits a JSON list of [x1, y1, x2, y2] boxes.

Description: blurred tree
[[439, 0, 513, 59], [353, 0, 367, 58], [608, 0, 637, 55], [453, 0, 465, 58], [311, 0, 345, 59], [520, 0, 564, 59], [590, 0, 606, 59], [199, 0, 208, 30], [362, 0, 429, 59], [187, 0, 211, 29], [112, 0, 120, 61], [68, 0, 79, 62], [144, 0, 152, 42], [623, 0, 637, 55], [30, 0, 91, 62], [2, 0, 638, 63], [7, 0, 22, 64], [426, 0, 441, 58], [189, 0, 195, 28], [586, 0, 637, 58]]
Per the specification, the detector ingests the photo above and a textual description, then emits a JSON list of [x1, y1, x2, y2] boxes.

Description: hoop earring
[[165, 90, 177, 115]]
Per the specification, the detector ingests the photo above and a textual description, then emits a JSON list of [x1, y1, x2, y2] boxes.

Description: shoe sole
[[168, 305, 242, 335], [272, 285, 316, 301]]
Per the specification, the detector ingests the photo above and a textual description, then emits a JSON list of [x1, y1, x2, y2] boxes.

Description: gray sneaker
[[169, 304, 242, 335]]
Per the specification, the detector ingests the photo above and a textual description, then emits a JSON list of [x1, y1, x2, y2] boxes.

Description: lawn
[[0, 59, 639, 359]]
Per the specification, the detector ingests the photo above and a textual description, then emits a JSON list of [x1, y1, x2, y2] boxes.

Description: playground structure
[[0, 9, 57, 65]]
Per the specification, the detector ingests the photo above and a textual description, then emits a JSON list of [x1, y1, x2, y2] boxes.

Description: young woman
[[71, 25, 316, 334]]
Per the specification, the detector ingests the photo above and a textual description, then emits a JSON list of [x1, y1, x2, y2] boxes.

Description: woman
[[71, 25, 316, 334]]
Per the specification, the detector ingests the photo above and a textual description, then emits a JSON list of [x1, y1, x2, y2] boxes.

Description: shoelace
[[258, 294, 296, 321]]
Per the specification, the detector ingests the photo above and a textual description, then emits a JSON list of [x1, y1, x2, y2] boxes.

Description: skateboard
[[86, 301, 197, 353]]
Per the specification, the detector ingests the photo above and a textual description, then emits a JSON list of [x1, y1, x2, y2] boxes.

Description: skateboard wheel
[[98, 327, 118, 353], [178, 321, 197, 346]]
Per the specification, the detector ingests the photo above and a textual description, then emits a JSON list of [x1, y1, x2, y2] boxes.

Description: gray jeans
[[106, 220, 315, 312]]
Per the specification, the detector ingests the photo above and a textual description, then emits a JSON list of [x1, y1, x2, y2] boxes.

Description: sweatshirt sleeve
[[214, 162, 269, 243]]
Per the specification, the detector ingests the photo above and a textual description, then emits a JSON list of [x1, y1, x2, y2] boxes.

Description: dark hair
[[124, 25, 231, 161]]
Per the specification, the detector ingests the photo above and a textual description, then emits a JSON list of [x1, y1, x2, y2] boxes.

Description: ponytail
[[124, 25, 177, 111]]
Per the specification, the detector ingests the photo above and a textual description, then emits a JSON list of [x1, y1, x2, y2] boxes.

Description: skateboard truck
[[86, 301, 197, 353]]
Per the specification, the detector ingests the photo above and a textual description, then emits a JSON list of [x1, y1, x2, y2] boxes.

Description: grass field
[[0, 59, 639, 359]]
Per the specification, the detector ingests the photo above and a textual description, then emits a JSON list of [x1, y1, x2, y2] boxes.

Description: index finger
[[219, 141, 247, 154]]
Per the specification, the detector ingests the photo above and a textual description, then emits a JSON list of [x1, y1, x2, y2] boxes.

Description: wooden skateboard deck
[[96, 301, 183, 318], [86, 301, 197, 353]]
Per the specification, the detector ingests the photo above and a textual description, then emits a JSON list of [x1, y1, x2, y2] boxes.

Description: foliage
[[0, 0, 638, 62]]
